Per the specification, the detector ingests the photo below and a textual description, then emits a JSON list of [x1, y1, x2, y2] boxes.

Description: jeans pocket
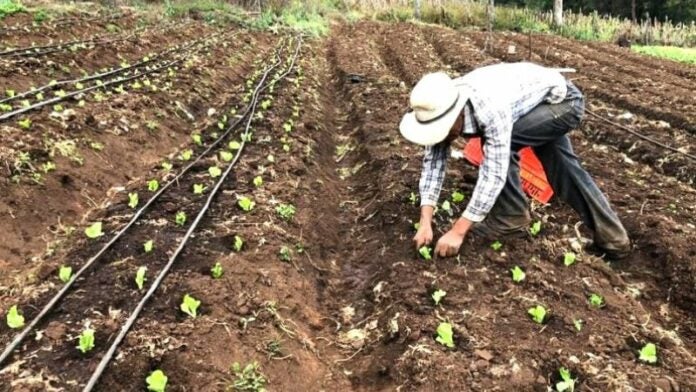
[[549, 101, 582, 129]]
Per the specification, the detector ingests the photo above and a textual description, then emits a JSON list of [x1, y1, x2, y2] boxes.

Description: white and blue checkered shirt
[[419, 62, 576, 222]]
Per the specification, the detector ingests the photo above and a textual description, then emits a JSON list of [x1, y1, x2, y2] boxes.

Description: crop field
[[0, 9, 695, 392]]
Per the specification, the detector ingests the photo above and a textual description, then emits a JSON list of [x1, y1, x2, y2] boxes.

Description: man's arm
[[414, 142, 448, 248]]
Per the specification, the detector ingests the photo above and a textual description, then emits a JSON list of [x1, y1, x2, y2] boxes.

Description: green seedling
[[419, 246, 432, 260], [528, 305, 547, 324], [220, 151, 233, 162], [530, 220, 542, 236], [490, 241, 503, 251], [231, 362, 266, 392], [148, 179, 159, 192], [175, 211, 187, 226], [413, 222, 420, 231], [77, 328, 95, 354], [573, 319, 583, 332], [276, 203, 296, 221], [282, 144, 291, 153], [279, 246, 292, 262], [6, 89, 15, 98], [53, 104, 64, 112], [589, 293, 605, 308], [555, 367, 575, 392], [6, 305, 25, 329], [18, 118, 32, 129], [639, 343, 658, 364], [180, 149, 193, 161], [432, 289, 446, 305], [0, 103, 12, 112], [441, 200, 452, 215], [229, 141, 241, 150], [283, 122, 292, 132], [253, 176, 263, 187], [241, 132, 252, 142], [237, 196, 255, 212], [146, 369, 168, 392], [41, 161, 56, 173], [161, 162, 172, 171], [135, 266, 147, 290], [191, 133, 202, 146], [54, 90, 66, 97], [267, 154, 275, 163], [144, 240, 154, 253], [59, 265, 72, 283], [36, 92, 44, 100], [451, 191, 465, 203], [233, 235, 244, 252], [128, 192, 139, 209], [563, 252, 577, 266], [85, 222, 103, 239], [180, 294, 201, 318], [260, 99, 271, 110], [211, 262, 223, 279], [408, 192, 418, 205], [21, 100, 30, 108], [435, 322, 455, 348], [193, 184, 207, 195], [510, 266, 526, 282], [208, 166, 222, 178]]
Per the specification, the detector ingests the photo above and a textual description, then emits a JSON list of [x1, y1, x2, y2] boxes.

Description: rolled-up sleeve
[[419, 142, 449, 207]]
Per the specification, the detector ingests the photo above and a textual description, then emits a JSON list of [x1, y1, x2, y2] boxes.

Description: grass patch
[[632, 45, 696, 64], [0, 0, 25, 18]]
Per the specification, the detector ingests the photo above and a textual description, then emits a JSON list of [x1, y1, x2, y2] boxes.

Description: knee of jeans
[[571, 98, 585, 125]]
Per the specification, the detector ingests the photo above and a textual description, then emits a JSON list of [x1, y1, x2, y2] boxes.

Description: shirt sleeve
[[462, 103, 513, 222], [419, 142, 449, 207]]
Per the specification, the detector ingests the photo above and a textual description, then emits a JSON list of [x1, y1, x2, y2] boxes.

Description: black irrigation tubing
[[585, 109, 696, 162], [83, 37, 302, 391], [0, 36, 298, 370], [0, 29, 232, 106]]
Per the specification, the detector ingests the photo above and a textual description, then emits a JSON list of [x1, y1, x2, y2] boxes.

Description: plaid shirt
[[419, 63, 576, 222]]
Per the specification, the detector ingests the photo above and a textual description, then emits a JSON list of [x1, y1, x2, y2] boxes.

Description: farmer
[[400, 62, 631, 259]]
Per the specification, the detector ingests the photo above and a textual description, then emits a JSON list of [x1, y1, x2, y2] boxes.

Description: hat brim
[[399, 96, 467, 147]]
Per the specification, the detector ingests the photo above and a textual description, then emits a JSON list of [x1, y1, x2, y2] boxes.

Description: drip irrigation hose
[[585, 109, 696, 162], [82, 36, 302, 392], [0, 36, 295, 369]]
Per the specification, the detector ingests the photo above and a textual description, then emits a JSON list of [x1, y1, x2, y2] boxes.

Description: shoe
[[586, 240, 632, 260], [471, 217, 530, 240]]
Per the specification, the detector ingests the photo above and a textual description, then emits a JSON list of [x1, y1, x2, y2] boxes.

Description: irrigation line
[[0, 37, 294, 369], [585, 109, 696, 162], [83, 36, 302, 392]]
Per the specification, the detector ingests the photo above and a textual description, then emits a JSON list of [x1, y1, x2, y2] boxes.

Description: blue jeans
[[487, 84, 629, 248]]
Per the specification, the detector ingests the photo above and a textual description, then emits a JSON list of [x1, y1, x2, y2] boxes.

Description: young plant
[[84, 222, 104, 239], [175, 211, 187, 226], [135, 266, 147, 290], [228, 141, 241, 150], [408, 192, 418, 205], [528, 305, 548, 324], [275, 203, 296, 221], [180, 294, 201, 318], [59, 265, 72, 283], [146, 369, 168, 392], [208, 166, 222, 178], [211, 262, 223, 279], [77, 327, 95, 354], [191, 133, 202, 146], [563, 252, 577, 266], [451, 191, 465, 203], [588, 293, 605, 308], [419, 246, 432, 260], [231, 362, 266, 392], [237, 196, 255, 212], [510, 265, 526, 283], [220, 151, 233, 162], [573, 319, 583, 332], [490, 240, 503, 251], [432, 289, 446, 305], [253, 176, 263, 187], [267, 154, 275, 163], [144, 240, 154, 253], [638, 342, 658, 364], [530, 220, 542, 236], [279, 246, 292, 262], [18, 118, 32, 129], [180, 149, 193, 161], [161, 162, 173, 171], [555, 367, 576, 392], [6, 305, 25, 329], [148, 179, 159, 192], [233, 235, 244, 252], [441, 200, 452, 215], [435, 322, 455, 348], [128, 192, 139, 209], [193, 184, 207, 195], [283, 121, 292, 132]]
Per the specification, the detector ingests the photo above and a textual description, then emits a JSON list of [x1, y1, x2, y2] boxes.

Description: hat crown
[[410, 72, 458, 123]]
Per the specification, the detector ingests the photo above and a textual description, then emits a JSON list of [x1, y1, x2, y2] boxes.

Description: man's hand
[[434, 218, 473, 258], [413, 205, 435, 249]]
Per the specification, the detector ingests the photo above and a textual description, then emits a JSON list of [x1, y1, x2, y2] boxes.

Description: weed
[[84, 222, 104, 239], [435, 322, 455, 348], [231, 361, 266, 392], [6, 305, 25, 329], [77, 327, 95, 354], [511, 266, 526, 282], [135, 266, 147, 290], [59, 265, 72, 283], [638, 343, 658, 364], [146, 369, 167, 392], [275, 203, 296, 221], [432, 289, 446, 305], [180, 294, 201, 318], [279, 246, 292, 262]]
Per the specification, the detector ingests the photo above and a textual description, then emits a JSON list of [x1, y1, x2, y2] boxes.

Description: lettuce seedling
[[175, 211, 187, 226], [441, 200, 452, 215], [191, 133, 202, 146], [208, 166, 222, 178], [128, 192, 139, 209], [148, 179, 159, 192], [180, 294, 201, 318], [588, 293, 605, 308], [59, 265, 72, 283], [555, 367, 575, 392], [267, 154, 275, 163], [510, 266, 526, 282], [573, 319, 583, 332], [193, 184, 207, 195], [237, 196, 255, 212], [276, 204, 296, 221], [161, 162, 172, 171], [6, 305, 25, 329], [135, 266, 147, 290], [180, 149, 193, 161], [85, 222, 104, 239], [144, 240, 154, 253], [18, 118, 32, 129], [233, 235, 244, 252], [530, 220, 542, 236], [0, 103, 12, 112], [253, 176, 263, 187], [638, 343, 657, 364], [241, 132, 252, 142], [419, 246, 432, 260], [563, 252, 576, 266], [283, 122, 292, 132], [6, 89, 15, 97], [451, 191, 465, 203], [211, 262, 223, 279], [528, 305, 547, 324], [229, 141, 241, 150], [77, 328, 95, 354], [490, 241, 503, 251], [435, 322, 454, 348], [432, 289, 446, 305], [279, 246, 292, 262], [408, 192, 418, 205], [220, 151, 233, 162], [146, 369, 167, 392]]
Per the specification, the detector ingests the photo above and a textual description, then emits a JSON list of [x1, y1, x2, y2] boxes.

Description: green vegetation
[[233, 235, 244, 252], [275, 203, 296, 221], [555, 367, 576, 392], [432, 289, 446, 305], [253, 176, 263, 187], [563, 252, 577, 266], [180, 294, 201, 318], [59, 265, 72, 283], [639, 342, 658, 364], [279, 245, 292, 262], [128, 192, 139, 209], [175, 211, 187, 226], [589, 293, 605, 308], [84, 222, 104, 239], [510, 266, 526, 282], [193, 184, 207, 195], [632, 45, 696, 64], [209, 166, 222, 178], [231, 361, 267, 392], [435, 322, 455, 348], [451, 191, 465, 203], [528, 305, 547, 324], [146, 369, 168, 392], [529, 220, 542, 236], [6, 305, 25, 329], [148, 179, 160, 192], [211, 262, 223, 279], [418, 246, 432, 260], [0, 0, 25, 18], [144, 240, 154, 253], [77, 328, 95, 354], [135, 266, 147, 290], [490, 240, 503, 251], [237, 196, 255, 212]]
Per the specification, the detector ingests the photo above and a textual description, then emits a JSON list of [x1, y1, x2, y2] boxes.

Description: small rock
[[475, 359, 489, 369], [474, 349, 494, 361], [44, 321, 67, 341], [655, 378, 671, 392], [617, 112, 634, 120]]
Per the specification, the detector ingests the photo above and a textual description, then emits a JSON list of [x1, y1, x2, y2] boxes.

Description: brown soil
[[1, 18, 696, 392]]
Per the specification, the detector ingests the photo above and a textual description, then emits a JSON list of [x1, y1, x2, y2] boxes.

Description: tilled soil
[[1, 18, 695, 392]]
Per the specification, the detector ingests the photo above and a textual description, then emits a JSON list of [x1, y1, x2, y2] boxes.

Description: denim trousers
[[486, 84, 629, 248]]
